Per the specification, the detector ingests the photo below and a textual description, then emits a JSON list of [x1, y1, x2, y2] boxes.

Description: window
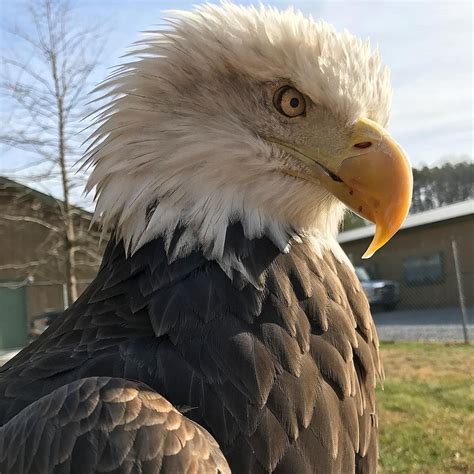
[[403, 252, 444, 285]]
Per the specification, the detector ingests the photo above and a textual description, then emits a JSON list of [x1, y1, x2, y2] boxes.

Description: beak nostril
[[354, 141, 373, 149]]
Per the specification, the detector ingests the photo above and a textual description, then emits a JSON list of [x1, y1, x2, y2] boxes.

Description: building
[[338, 200, 474, 310], [0, 177, 104, 350]]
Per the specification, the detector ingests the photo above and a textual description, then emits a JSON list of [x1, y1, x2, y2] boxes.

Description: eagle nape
[[0, 3, 412, 474]]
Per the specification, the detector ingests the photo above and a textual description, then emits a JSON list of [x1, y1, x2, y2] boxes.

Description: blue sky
[[0, 0, 472, 204]]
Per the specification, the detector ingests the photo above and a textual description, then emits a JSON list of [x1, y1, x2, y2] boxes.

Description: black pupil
[[289, 97, 299, 108]]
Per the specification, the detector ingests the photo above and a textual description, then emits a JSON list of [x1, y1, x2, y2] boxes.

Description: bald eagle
[[0, 3, 412, 473]]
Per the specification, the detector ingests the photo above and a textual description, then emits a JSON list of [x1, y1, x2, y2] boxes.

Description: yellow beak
[[335, 119, 413, 257], [281, 118, 413, 258]]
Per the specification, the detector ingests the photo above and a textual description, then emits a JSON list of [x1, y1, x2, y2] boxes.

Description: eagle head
[[86, 3, 412, 262]]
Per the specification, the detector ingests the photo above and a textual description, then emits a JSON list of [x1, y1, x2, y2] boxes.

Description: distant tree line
[[342, 159, 473, 231], [411, 160, 473, 213]]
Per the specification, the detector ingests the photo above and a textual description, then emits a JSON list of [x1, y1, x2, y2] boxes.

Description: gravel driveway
[[373, 306, 474, 342]]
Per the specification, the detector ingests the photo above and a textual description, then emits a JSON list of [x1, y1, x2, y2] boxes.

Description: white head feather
[[85, 2, 392, 265]]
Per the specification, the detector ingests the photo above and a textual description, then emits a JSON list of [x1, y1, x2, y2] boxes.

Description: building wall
[[0, 179, 103, 321], [340, 216, 474, 309]]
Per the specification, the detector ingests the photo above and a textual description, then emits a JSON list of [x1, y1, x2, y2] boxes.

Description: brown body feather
[[0, 226, 381, 473]]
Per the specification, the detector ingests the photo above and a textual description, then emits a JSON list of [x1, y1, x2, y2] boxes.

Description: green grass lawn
[[377, 342, 474, 473]]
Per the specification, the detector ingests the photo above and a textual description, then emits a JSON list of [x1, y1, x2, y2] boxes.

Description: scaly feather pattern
[[0, 224, 381, 473]]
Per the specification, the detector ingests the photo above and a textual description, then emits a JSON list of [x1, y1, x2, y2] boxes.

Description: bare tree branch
[[0, 214, 61, 233], [1, 0, 108, 304]]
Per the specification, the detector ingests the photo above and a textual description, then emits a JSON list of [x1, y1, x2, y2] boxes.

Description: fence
[[343, 223, 473, 343]]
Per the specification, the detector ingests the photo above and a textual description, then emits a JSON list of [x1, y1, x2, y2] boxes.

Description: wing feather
[[0, 377, 230, 474]]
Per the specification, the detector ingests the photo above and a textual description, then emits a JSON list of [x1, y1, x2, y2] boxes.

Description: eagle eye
[[273, 86, 306, 117]]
